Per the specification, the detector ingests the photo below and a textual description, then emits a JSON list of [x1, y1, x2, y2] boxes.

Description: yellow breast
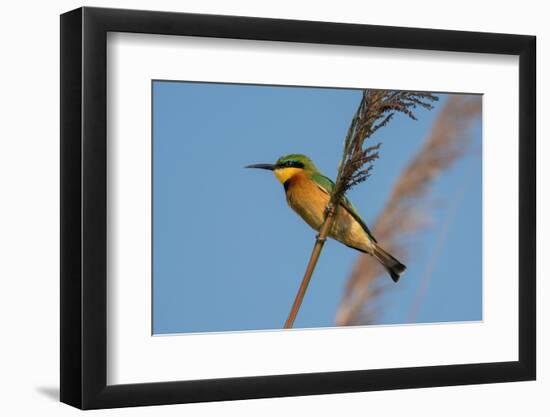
[[284, 173, 329, 231], [283, 172, 375, 253]]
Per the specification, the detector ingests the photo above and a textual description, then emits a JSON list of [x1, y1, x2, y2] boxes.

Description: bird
[[246, 154, 406, 282]]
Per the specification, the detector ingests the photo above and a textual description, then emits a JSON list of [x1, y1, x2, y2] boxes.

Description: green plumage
[[308, 172, 378, 244], [276, 154, 377, 243]]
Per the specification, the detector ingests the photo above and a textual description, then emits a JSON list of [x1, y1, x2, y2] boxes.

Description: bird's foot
[[324, 203, 335, 217]]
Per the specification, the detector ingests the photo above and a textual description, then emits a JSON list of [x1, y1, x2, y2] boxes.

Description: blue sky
[[152, 81, 482, 334]]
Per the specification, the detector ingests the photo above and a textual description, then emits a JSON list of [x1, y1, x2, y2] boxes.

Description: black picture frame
[[60, 6, 536, 410]]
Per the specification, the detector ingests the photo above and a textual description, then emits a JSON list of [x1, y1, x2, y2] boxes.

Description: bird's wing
[[310, 173, 377, 243]]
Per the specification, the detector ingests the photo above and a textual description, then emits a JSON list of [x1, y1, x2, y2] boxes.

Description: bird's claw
[[324, 203, 335, 217]]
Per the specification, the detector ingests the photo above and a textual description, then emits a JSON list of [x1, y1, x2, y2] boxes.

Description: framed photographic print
[[60, 6, 536, 409]]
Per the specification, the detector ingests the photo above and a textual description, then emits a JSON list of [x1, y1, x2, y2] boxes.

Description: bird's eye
[[286, 161, 293, 167]]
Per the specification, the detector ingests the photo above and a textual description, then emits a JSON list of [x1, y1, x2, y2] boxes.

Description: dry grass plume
[[335, 94, 482, 326]]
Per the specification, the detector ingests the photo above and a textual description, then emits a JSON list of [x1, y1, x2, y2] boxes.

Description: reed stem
[[284, 205, 336, 329], [283, 90, 437, 328]]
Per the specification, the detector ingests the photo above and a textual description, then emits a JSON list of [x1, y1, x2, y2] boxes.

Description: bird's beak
[[245, 163, 276, 171]]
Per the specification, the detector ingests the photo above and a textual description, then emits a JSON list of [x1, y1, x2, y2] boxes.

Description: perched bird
[[246, 154, 406, 282]]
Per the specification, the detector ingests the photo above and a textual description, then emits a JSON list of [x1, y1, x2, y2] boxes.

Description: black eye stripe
[[280, 160, 304, 169]]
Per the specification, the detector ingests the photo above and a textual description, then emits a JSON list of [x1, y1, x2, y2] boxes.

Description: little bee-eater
[[246, 154, 406, 282]]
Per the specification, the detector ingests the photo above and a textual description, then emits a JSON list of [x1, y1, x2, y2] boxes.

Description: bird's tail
[[372, 244, 406, 282]]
